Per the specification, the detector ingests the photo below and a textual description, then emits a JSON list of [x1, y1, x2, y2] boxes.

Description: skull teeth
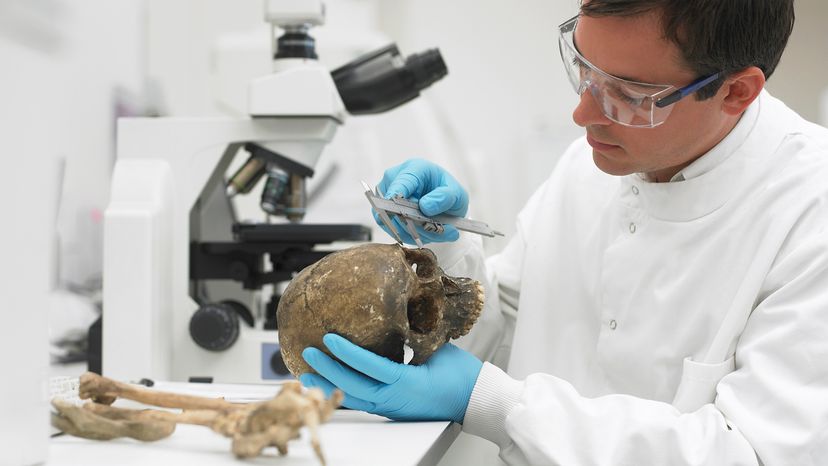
[[447, 281, 485, 340]]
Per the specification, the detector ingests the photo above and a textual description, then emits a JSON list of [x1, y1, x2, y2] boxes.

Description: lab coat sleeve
[[472, 194, 536, 369], [464, 364, 758, 465], [462, 227, 828, 466]]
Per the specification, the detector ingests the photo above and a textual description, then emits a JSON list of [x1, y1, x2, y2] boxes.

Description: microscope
[[102, 0, 447, 384]]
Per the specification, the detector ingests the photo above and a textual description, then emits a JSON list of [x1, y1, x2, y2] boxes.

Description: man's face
[[572, 12, 732, 181]]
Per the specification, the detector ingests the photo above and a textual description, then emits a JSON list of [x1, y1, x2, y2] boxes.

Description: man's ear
[[720, 66, 765, 116]]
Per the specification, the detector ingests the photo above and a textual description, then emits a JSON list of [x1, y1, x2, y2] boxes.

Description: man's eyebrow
[[573, 35, 648, 83]]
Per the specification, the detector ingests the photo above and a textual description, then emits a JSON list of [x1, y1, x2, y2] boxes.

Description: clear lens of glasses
[[558, 16, 677, 127]]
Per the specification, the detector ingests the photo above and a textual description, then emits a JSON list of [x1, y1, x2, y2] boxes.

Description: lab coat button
[[629, 222, 637, 233], [609, 319, 617, 330], [631, 185, 639, 195]]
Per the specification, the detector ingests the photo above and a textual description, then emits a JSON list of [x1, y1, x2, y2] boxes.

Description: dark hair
[[579, 0, 795, 99]]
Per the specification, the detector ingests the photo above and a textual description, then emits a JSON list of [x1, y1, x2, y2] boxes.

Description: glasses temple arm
[[655, 72, 722, 108]]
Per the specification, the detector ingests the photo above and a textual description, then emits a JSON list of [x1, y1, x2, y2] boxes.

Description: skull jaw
[[405, 276, 485, 365]]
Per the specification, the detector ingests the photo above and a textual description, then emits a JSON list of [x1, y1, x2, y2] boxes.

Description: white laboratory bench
[[47, 376, 461, 466]]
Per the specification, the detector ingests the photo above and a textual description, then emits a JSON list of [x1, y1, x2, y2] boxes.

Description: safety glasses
[[558, 15, 720, 128]]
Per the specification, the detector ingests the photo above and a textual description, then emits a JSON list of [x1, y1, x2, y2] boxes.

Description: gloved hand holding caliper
[[365, 158, 502, 247]]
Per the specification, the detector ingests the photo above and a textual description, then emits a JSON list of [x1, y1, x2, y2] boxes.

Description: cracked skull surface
[[277, 243, 485, 377]]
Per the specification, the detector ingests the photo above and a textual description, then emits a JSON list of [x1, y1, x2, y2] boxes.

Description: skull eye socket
[[407, 294, 439, 333], [403, 248, 439, 278], [412, 261, 437, 278]]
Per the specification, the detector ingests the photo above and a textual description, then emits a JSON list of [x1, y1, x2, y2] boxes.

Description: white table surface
[[47, 380, 461, 466]]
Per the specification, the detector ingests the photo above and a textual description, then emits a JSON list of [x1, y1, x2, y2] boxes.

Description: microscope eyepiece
[[332, 44, 448, 115]]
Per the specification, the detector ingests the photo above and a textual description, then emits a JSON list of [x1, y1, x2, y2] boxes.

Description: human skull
[[277, 243, 484, 377]]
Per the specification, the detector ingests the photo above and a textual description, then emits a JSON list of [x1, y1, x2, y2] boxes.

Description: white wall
[[146, 0, 260, 116], [0, 0, 147, 288], [765, 0, 828, 125], [0, 0, 144, 457], [0, 4, 64, 461]]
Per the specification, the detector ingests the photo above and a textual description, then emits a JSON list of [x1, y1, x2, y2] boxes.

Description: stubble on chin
[[591, 148, 635, 177]]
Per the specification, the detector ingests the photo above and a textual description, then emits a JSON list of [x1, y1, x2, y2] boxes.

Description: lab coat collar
[[671, 94, 759, 182], [621, 90, 772, 222]]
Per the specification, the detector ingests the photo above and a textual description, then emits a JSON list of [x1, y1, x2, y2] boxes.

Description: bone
[[82, 402, 204, 421], [79, 372, 239, 410], [51, 398, 176, 442], [54, 373, 341, 465]]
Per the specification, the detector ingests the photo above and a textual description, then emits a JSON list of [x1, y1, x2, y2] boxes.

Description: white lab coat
[[437, 90, 828, 465]]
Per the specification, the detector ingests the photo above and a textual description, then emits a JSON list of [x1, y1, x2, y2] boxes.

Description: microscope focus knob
[[189, 303, 240, 351]]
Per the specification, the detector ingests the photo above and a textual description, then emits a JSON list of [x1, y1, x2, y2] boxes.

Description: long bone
[[78, 372, 239, 410]]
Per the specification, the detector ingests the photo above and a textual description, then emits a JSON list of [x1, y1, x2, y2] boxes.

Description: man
[[300, 1, 828, 464]]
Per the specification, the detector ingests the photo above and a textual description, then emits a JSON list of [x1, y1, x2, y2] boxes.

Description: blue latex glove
[[300, 333, 483, 423], [373, 158, 469, 244]]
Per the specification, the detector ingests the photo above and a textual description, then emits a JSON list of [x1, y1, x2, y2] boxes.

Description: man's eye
[[572, 56, 594, 71], [608, 86, 644, 105], [619, 93, 643, 105], [571, 57, 591, 78]]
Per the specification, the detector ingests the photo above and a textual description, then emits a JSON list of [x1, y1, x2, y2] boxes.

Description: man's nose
[[572, 86, 612, 128]]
